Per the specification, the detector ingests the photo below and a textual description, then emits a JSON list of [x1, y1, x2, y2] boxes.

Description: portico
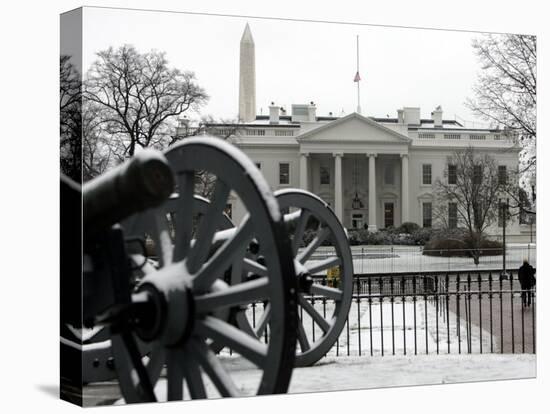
[[297, 113, 411, 230]]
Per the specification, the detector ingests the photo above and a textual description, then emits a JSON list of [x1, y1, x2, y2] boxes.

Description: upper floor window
[[498, 165, 507, 185], [422, 164, 432, 185], [448, 164, 457, 185], [320, 165, 330, 185], [279, 163, 290, 185]]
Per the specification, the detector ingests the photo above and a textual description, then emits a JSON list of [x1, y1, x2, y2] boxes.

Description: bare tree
[[169, 116, 244, 198], [60, 55, 82, 182], [466, 34, 536, 191], [84, 45, 209, 161], [434, 147, 518, 264]]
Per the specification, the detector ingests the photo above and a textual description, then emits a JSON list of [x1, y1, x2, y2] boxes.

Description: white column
[[368, 153, 377, 231], [333, 152, 343, 223], [300, 152, 309, 190], [401, 154, 410, 224]]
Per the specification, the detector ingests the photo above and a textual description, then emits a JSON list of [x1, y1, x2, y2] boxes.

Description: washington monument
[[239, 23, 256, 123]]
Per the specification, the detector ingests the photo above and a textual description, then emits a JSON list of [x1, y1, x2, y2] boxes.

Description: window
[[498, 166, 507, 185], [448, 164, 457, 185], [423, 202, 432, 228], [473, 165, 482, 184], [255, 162, 261, 170], [448, 202, 458, 228], [320, 166, 330, 185], [422, 164, 432, 185], [279, 163, 290, 185], [384, 165, 395, 185]]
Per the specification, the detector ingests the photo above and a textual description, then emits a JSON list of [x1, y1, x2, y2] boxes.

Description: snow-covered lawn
[[87, 299, 534, 405], [143, 353, 535, 401], [310, 244, 536, 274], [291, 297, 494, 357]]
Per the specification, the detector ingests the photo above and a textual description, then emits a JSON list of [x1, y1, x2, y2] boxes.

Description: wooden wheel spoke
[[180, 345, 207, 399], [298, 294, 331, 333], [195, 277, 270, 314], [306, 257, 341, 275], [292, 209, 311, 255], [310, 283, 343, 301], [187, 181, 231, 273], [174, 172, 195, 261], [192, 340, 239, 397], [297, 227, 331, 264], [195, 316, 267, 368], [193, 217, 253, 291], [296, 319, 311, 352], [166, 349, 184, 401], [119, 332, 157, 402], [150, 209, 173, 267], [242, 258, 268, 277], [254, 304, 271, 337]]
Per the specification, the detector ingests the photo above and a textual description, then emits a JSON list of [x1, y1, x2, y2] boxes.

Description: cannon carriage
[[62, 136, 353, 404]]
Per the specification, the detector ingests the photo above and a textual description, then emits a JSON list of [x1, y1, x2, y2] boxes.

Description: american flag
[[354, 71, 361, 82]]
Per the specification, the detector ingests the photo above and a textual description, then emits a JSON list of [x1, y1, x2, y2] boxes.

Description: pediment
[[297, 112, 410, 143]]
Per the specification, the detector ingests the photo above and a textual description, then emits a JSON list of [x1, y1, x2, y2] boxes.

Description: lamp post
[[500, 198, 509, 280]]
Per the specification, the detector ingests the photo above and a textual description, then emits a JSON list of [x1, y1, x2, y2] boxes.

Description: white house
[[177, 24, 531, 241]]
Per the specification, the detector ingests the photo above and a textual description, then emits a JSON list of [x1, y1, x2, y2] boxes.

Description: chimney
[[269, 102, 280, 124], [397, 109, 405, 124], [431, 105, 443, 127], [403, 107, 420, 125], [308, 101, 317, 122]]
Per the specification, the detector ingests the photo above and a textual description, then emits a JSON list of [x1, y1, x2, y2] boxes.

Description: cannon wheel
[[234, 189, 353, 367], [110, 137, 297, 403], [65, 195, 234, 385]]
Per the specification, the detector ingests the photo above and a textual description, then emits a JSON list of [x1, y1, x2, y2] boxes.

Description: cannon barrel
[[83, 150, 175, 234]]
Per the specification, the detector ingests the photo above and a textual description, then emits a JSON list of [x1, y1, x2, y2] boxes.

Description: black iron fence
[[248, 269, 536, 358]]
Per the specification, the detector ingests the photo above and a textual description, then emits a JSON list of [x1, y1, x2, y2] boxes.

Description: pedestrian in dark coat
[[518, 259, 536, 307]]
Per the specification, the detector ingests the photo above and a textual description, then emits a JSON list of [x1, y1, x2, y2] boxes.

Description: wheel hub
[[134, 262, 195, 346]]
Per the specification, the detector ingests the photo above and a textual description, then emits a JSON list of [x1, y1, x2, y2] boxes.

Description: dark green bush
[[423, 231, 503, 257], [397, 222, 420, 234], [347, 226, 436, 246]]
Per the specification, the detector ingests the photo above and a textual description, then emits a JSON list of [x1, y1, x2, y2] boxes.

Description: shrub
[[397, 222, 420, 234], [423, 231, 503, 257], [347, 226, 436, 246]]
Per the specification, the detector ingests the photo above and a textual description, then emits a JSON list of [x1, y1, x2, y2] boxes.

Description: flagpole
[[356, 35, 361, 114]]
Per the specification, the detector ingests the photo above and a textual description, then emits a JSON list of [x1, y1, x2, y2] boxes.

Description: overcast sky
[[74, 7, 501, 127]]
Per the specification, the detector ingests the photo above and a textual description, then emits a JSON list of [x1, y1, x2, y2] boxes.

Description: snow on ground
[[90, 300, 533, 405], [287, 297, 494, 357], [311, 244, 536, 274], [145, 353, 535, 401]]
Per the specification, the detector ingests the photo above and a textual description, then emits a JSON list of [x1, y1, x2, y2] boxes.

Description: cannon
[[64, 138, 301, 403]]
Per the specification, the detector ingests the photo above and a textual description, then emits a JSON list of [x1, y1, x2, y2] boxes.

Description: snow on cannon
[[127, 137, 354, 370], [72, 138, 300, 403]]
